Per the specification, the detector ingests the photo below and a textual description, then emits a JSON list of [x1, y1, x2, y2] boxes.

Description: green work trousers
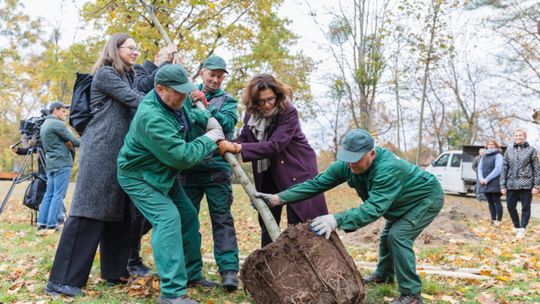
[[373, 192, 444, 295], [183, 171, 239, 274], [118, 174, 202, 299]]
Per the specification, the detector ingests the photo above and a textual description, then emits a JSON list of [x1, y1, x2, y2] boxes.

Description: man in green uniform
[[254, 129, 444, 304], [182, 55, 240, 291], [117, 64, 227, 304]]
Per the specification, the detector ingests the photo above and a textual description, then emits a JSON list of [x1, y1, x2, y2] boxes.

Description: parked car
[[425, 145, 507, 195]]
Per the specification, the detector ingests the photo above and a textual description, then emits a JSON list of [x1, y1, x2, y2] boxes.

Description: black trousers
[[259, 171, 301, 247], [484, 193, 503, 221], [129, 203, 152, 266], [48, 209, 131, 287], [506, 189, 532, 229]]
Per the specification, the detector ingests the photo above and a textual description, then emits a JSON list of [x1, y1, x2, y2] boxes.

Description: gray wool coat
[[70, 65, 145, 222]]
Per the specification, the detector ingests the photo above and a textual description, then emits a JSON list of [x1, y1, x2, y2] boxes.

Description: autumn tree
[[0, 0, 46, 171], [80, 0, 313, 102]]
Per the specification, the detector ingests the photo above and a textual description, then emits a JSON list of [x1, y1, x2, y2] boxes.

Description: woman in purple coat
[[219, 74, 328, 247]]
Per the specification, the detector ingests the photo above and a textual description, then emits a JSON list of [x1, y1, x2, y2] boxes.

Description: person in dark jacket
[[500, 128, 540, 239], [37, 101, 80, 231], [45, 33, 145, 297], [478, 140, 503, 226], [473, 148, 487, 202], [218, 74, 328, 247]]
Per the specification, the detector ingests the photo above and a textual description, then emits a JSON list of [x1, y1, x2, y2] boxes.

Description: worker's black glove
[[254, 192, 281, 207]]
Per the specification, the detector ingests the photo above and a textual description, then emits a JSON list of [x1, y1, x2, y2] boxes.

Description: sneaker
[[127, 263, 152, 277], [493, 221, 501, 227], [45, 281, 84, 297], [187, 278, 219, 288], [362, 273, 394, 285], [390, 293, 423, 304], [221, 271, 239, 292], [158, 295, 198, 304], [516, 228, 526, 239]]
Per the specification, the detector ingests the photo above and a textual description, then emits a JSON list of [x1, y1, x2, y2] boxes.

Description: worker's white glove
[[310, 214, 337, 239], [206, 117, 222, 132], [204, 128, 225, 143], [254, 192, 282, 207]]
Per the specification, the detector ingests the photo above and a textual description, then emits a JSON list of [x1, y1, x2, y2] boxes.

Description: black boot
[[390, 293, 423, 304], [363, 273, 394, 284], [221, 271, 239, 292]]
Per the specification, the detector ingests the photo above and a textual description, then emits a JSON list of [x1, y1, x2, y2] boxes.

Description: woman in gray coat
[[46, 33, 145, 297]]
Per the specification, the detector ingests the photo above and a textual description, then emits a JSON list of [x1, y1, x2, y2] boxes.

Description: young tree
[[80, 0, 313, 101]]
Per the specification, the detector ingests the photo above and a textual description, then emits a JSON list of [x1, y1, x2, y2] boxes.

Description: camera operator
[[37, 101, 80, 232]]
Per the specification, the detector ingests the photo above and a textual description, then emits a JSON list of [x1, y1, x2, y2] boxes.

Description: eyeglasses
[[257, 96, 277, 106], [119, 46, 140, 53]]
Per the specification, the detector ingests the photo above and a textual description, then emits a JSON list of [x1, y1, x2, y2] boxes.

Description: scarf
[[247, 107, 279, 173]]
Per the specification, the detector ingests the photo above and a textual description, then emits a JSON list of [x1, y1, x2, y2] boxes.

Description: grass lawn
[[0, 181, 539, 303]]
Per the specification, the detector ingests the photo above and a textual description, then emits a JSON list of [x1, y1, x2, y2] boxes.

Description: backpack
[[69, 72, 94, 135], [23, 174, 47, 211]]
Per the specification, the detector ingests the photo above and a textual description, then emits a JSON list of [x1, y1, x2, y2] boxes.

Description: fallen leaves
[[127, 275, 161, 298]]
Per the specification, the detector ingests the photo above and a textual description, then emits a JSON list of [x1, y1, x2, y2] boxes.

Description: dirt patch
[[340, 197, 484, 249], [240, 222, 365, 304]]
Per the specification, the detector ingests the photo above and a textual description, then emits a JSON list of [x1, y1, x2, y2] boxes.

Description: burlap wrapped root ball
[[240, 222, 365, 304]]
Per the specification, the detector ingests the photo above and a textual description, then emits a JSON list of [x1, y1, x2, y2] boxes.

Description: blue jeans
[[37, 167, 72, 228]]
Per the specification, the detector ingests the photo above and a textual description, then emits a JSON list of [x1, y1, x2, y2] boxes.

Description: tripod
[[0, 144, 47, 219]]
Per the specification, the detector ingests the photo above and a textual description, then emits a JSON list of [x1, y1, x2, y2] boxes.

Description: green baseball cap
[[203, 55, 228, 73], [155, 64, 196, 93], [337, 129, 375, 163]]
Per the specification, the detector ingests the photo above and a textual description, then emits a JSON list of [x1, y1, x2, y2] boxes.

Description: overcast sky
[[20, 0, 540, 146]]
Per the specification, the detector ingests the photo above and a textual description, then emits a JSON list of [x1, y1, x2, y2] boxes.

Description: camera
[[19, 109, 48, 143]]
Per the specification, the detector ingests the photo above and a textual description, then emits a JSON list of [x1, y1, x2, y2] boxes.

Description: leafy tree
[[0, 0, 45, 172], [80, 0, 313, 102]]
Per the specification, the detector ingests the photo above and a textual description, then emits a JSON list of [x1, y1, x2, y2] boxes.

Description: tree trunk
[[415, 1, 440, 166]]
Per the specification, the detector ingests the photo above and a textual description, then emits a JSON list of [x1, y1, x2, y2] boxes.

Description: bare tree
[[305, 0, 392, 131]]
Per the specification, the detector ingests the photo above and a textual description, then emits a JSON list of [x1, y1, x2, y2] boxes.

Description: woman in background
[[500, 128, 540, 239], [478, 140, 503, 226]]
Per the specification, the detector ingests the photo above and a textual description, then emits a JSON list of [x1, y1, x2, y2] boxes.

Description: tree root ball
[[240, 223, 366, 304]]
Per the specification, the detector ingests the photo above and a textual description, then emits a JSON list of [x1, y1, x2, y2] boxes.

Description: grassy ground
[[0, 181, 539, 303]]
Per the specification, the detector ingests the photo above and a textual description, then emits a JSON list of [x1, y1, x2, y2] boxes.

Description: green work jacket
[[184, 84, 238, 173], [39, 115, 80, 170], [117, 90, 217, 195], [278, 147, 443, 231]]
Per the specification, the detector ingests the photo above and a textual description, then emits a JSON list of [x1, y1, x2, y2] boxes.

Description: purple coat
[[237, 102, 328, 221]]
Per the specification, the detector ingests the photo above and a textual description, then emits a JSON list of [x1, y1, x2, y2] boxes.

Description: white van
[[425, 145, 507, 195]]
